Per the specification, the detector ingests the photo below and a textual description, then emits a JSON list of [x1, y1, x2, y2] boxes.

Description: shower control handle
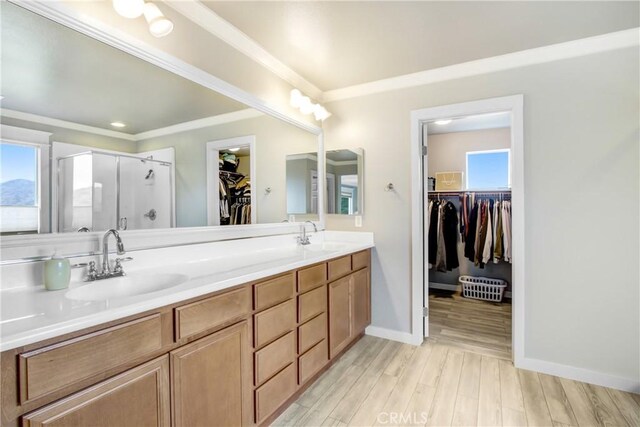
[[144, 209, 157, 221]]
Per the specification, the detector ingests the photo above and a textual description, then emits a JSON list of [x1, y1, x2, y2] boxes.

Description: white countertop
[[0, 231, 374, 352]]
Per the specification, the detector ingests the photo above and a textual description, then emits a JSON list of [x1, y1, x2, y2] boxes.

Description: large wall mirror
[[0, 2, 320, 236]]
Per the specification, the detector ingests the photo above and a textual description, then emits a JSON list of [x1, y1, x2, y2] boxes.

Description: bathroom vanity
[[0, 233, 373, 426]]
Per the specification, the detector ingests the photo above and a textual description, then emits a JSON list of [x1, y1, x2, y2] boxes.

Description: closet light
[[143, 2, 174, 38], [110, 122, 126, 128], [112, 0, 145, 19], [228, 147, 240, 152], [435, 119, 452, 125]]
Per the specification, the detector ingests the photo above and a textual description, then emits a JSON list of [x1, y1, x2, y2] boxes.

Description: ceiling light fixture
[[228, 147, 240, 152], [290, 89, 331, 122], [435, 119, 452, 125], [112, 0, 145, 19], [143, 2, 174, 38], [110, 122, 126, 128]]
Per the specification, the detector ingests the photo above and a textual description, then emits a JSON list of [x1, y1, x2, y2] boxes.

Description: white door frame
[[410, 95, 525, 367], [206, 135, 257, 226]]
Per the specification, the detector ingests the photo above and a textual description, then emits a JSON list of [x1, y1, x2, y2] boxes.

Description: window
[[0, 142, 40, 233], [466, 149, 510, 190]]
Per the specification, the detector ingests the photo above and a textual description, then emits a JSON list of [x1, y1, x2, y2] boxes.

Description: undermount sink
[[65, 273, 189, 302]]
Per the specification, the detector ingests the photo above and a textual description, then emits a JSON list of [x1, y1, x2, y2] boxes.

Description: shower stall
[[56, 151, 174, 232]]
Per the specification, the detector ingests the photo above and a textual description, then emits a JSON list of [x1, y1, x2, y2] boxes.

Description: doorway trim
[[206, 135, 257, 226], [410, 95, 525, 366]]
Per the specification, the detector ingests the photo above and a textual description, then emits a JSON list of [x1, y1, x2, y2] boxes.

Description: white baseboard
[[429, 281, 512, 298], [519, 357, 640, 393], [365, 326, 422, 346]]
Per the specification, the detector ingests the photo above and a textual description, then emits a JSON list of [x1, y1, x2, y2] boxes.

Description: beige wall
[[324, 47, 639, 383], [427, 128, 510, 177], [138, 114, 318, 227]]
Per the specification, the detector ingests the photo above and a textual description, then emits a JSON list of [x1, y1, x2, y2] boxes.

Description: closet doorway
[[410, 96, 525, 365], [206, 135, 257, 226]]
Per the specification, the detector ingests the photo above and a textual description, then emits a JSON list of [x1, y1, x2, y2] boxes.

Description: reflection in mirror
[[326, 149, 364, 215], [286, 153, 319, 216], [0, 2, 319, 234]]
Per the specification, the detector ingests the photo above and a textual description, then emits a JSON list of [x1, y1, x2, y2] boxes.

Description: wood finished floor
[[428, 290, 512, 361], [273, 338, 639, 426]]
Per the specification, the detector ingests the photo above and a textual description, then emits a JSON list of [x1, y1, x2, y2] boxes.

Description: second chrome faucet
[[297, 221, 317, 246]]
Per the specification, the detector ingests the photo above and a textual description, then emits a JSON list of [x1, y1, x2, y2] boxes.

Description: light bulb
[[143, 3, 174, 37], [290, 89, 303, 108], [313, 105, 331, 121], [112, 0, 145, 19], [299, 97, 314, 115]]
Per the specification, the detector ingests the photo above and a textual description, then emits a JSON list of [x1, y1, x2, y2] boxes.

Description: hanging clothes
[[441, 201, 459, 271]]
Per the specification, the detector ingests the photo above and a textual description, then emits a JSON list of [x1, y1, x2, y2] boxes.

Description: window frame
[[0, 137, 51, 234], [465, 148, 511, 190]]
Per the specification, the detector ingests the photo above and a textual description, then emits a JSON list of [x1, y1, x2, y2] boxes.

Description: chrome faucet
[[72, 229, 133, 281], [102, 229, 125, 274], [297, 221, 317, 246]]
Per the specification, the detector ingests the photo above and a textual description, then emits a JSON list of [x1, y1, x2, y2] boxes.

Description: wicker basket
[[459, 275, 507, 302]]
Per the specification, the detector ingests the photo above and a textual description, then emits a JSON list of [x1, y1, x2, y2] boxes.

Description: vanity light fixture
[[110, 122, 126, 128], [289, 89, 331, 121], [143, 2, 174, 38], [435, 119, 452, 125], [112, 0, 173, 38], [112, 0, 145, 19]]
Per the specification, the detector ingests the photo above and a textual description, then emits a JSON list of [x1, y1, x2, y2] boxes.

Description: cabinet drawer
[[297, 264, 326, 293], [254, 363, 297, 424], [298, 339, 328, 385], [254, 331, 295, 386], [254, 273, 295, 311], [19, 314, 164, 404], [254, 299, 296, 349], [328, 256, 351, 281], [352, 250, 370, 271], [298, 313, 327, 354], [175, 287, 250, 341], [22, 356, 170, 427], [298, 285, 326, 324]]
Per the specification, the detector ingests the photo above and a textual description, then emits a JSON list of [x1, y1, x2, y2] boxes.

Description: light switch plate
[[355, 216, 363, 227]]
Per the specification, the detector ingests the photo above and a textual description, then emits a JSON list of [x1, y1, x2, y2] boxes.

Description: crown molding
[[1, 108, 266, 143], [134, 108, 263, 141], [1, 108, 136, 141], [164, 0, 323, 100], [322, 27, 640, 103]]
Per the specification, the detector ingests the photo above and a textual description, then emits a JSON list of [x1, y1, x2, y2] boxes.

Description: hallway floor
[[428, 289, 512, 360], [273, 336, 639, 426]]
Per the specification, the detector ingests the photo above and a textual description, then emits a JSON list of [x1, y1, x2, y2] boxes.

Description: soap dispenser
[[44, 252, 71, 291]]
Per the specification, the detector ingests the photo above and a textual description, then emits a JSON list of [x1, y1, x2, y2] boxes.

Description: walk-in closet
[[425, 112, 513, 360]]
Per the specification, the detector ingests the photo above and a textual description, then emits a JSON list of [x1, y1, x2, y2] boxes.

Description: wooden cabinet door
[[328, 275, 352, 358], [351, 268, 370, 336], [170, 321, 251, 427], [22, 356, 170, 427]]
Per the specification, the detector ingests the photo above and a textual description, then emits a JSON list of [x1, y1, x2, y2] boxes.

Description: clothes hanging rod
[[429, 190, 511, 195]]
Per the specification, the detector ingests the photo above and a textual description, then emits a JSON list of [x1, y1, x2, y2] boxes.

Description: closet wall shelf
[[428, 190, 511, 196]]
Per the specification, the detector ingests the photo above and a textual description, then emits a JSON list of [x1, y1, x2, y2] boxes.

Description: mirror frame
[[1, 0, 325, 263]]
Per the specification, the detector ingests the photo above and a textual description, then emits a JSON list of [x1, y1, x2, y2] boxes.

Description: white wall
[[427, 127, 510, 176], [324, 47, 639, 385]]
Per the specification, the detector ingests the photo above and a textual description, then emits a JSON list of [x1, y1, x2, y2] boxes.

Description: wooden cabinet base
[[170, 321, 251, 427], [22, 356, 170, 427]]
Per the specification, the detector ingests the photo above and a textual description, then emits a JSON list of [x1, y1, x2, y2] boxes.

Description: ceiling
[[426, 112, 510, 135], [1, 2, 246, 135], [205, 1, 640, 91]]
